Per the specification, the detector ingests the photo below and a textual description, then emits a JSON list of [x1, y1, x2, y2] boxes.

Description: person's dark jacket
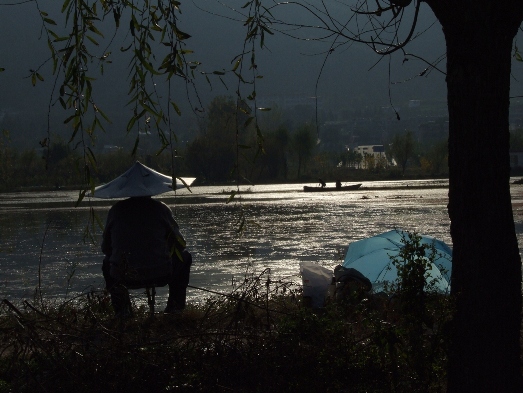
[[102, 196, 185, 283]]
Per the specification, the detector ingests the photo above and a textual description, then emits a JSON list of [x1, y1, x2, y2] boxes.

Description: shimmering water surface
[[2, 179, 523, 305]]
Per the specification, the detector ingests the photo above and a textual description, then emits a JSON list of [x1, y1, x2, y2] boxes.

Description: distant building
[[351, 145, 392, 169], [354, 144, 385, 157]]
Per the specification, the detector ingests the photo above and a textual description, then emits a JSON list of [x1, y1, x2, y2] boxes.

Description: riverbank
[[7, 174, 523, 196], [0, 274, 453, 392], [0, 178, 451, 210]]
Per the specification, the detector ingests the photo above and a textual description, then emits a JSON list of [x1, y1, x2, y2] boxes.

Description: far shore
[[4, 175, 523, 198]]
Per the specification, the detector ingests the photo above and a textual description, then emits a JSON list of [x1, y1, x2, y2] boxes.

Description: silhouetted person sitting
[[102, 196, 192, 316], [319, 178, 326, 188], [336, 180, 342, 189], [92, 161, 195, 317]]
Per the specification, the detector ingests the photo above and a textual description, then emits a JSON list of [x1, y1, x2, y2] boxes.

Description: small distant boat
[[303, 183, 362, 192]]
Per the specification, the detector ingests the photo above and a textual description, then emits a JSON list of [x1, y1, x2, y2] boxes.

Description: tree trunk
[[427, 1, 523, 391]]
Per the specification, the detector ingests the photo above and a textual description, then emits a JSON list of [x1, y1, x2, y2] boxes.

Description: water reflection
[[1, 180, 522, 306]]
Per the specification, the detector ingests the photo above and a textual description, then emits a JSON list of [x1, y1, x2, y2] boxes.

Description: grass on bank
[[0, 269, 453, 393]]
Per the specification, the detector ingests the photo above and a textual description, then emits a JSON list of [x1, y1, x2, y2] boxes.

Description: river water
[[2, 179, 523, 306]]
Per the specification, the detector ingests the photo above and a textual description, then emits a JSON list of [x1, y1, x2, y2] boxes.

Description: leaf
[[130, 18, 136, 37], [43, 18, 57, 26], [31, 73, 36, 86], [174, 27, 191, 40], [261, 25, 274, 35], [86, 147, 97, 169], [75, 189, 86, 207], [171, 101, 182, 116], [131, 135, 140, 156], [226, 190, 238, 204], [61, 0, 72, 13], [236, 216, 246, 234], [63, 114, 77, 124], [258, 107, 271, 111], [0, 68, 5, 72], [140, 102, 161, 118], [232, 58, 241, 71], [94, 116, 106, 132], [88, 23, 104, 38], [126, 116, 137, 132], [86, 35, 99, 46], [244, 116, 254, 128], [233, 71, 246, 83], [97, 107, 112, 123], [36, 73, 44, 82]]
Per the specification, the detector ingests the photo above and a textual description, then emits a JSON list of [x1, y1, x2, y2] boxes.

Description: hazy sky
[[0, 1, 521, 148]]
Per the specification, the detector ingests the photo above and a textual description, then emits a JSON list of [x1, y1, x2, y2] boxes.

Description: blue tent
[[342, 229, 452, 293]]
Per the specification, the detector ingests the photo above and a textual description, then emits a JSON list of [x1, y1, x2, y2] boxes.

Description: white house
[[354, 145, 385, 157], [351, 145, 391, 169]]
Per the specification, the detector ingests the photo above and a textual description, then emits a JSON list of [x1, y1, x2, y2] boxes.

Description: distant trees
[[0, 133, 82, 191], [388, 131, 416, 176], [258, 127, 290, 180], [345, 150, 363, 169], [292, 123, 317, 179], [420, 140, 448, 176], [0, 130, 14, 190], [185, 96, 248, 182], [185, 97, 320, 183]]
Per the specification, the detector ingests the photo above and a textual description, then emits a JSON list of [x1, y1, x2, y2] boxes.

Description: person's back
[[102, 196, 180, 282], [95, 162, 193, 316]]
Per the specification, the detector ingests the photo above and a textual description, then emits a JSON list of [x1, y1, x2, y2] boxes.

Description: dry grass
[[0, 271, 453, 393]]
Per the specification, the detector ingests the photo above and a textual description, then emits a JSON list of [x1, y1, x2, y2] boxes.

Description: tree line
[[0, 95, 455, 192]]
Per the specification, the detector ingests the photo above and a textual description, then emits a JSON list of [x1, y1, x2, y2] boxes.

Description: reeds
[[0, 268, 452, 393]]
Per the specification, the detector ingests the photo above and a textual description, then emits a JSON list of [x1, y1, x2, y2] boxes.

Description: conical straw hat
[[90, 161, 195, 199]]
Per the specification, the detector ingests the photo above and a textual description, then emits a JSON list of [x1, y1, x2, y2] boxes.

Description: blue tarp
[[342, 229, 452, 293]]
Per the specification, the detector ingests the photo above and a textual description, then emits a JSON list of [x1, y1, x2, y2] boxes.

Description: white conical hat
[[90, 161, 196, 199]]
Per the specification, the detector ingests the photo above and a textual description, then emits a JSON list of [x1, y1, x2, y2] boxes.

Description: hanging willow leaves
[[19, 0, 275, 237]]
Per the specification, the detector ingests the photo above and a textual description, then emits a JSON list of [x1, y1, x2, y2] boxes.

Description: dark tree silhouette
[[292, 123, 317, 179], [389, 131, 416, 175], [424, 2, 523, 391]]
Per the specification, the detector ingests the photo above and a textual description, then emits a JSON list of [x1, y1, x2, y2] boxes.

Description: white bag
[[299, 262, 333, 308]]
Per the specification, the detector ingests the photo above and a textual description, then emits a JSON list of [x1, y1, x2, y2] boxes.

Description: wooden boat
[[303, 183, 362, 192]]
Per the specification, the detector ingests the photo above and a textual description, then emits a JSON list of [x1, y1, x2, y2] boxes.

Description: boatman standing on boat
[[91, 161, 196, 317]]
